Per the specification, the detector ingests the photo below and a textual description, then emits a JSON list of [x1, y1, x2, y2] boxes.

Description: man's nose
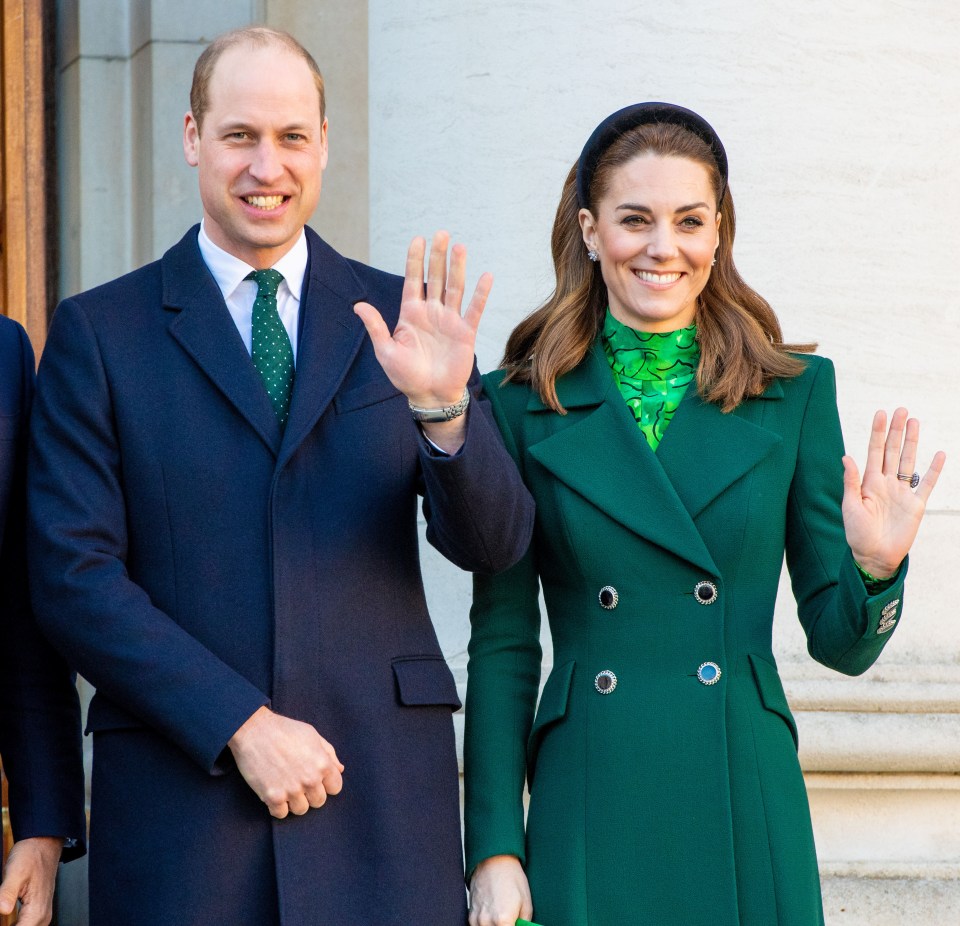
[[249, 141, 284, 185]]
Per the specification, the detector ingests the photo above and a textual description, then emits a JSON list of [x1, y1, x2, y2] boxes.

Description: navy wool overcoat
[[27, 228, 533, 926]]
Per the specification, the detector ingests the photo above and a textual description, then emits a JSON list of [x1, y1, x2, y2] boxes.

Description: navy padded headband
[[576, 102, 728, 208]]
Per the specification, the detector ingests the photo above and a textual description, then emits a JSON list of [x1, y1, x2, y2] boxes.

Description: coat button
[[697, 662, 722, 685], [694, 580, 718, 605], [598, 586, 619, 610], [594, 670, 618, 694]]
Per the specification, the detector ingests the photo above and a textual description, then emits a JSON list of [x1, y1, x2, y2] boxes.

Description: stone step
[[822, 866, 960, 926]]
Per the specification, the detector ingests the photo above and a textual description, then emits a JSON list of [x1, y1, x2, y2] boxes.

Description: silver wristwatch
[[408, 386, 471, 422]]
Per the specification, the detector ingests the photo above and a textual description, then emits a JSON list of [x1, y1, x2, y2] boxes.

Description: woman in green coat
[[464, 103, 945, 926]]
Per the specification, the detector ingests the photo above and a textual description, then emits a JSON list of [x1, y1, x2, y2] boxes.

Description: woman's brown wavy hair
[[501, 122, 814, 413]]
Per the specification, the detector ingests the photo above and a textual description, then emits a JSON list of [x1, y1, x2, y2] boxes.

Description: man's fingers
[[287, 793, 311, 816], [443, 242, 467, 312], [263, 787, 291, 819], [0, 881, 17, 915], [15, 898, 55, 926], [425, 231, 450, 304], [322, 762, 344, 796], [463, 272, 493, 331], [353, 302, 393, 353], [401, 236, 427, 306]]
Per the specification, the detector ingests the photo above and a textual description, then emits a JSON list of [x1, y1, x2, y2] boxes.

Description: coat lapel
[[527, 339, 785, 575], [163, 228, 283, 455], [656, 380, 783, 520], [277, 229, 370, 470], [527, 340, 718, 575]]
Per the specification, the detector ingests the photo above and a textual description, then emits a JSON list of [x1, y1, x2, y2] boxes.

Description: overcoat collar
[[162, 226, 369, 464], [526, 339, 783, 575]]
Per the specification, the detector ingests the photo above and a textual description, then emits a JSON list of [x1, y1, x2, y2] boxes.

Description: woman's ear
[[579, 207, 597, 252]]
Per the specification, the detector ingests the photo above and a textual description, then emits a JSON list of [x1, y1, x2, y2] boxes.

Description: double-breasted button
[[694, 580, 719, 606], [697, 662, 722, 685], [599, 586, 619, 610], [595, 670, 618, 694]]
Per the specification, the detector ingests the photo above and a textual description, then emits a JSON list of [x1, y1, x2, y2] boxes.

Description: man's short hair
[[190, 26, 326, 133]]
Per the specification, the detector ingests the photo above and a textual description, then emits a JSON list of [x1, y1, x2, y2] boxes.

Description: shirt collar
[[197, 221, 308, 302]]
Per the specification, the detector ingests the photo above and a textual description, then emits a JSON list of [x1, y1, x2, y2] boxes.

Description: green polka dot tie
[[247, 269, 295, 428]]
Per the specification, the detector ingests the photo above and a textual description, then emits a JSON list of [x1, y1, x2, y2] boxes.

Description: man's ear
[[319, 117, 329, 171], [183, 112, 200, 167]]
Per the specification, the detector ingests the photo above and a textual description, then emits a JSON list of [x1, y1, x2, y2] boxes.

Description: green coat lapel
[[527, 340, 717, 575], [657, 378, 784, 519], [526, 339, 784, 575]]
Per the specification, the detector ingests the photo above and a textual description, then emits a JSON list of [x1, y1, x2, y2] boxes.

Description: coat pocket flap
[[335, 379, 402, 414], [392, 656, 462, 710], [526, 660, 575, 785], [748, 654, 799, 750], [84, 694, 146, 735]]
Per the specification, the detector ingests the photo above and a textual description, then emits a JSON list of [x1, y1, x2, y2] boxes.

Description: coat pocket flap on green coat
[[748, 654, 799, 750], [526, 660, 575, 786], [392, 656, 462, 710]]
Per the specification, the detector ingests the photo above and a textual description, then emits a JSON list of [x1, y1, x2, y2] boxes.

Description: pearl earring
[[587, 249, 599, 262]]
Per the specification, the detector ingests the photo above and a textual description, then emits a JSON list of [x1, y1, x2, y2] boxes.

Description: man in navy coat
[[0, 315, 85, 926], [27, 26, 532, 926]]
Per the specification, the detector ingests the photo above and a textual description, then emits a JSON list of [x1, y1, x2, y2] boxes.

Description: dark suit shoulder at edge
[[60, 259, 164, 311]]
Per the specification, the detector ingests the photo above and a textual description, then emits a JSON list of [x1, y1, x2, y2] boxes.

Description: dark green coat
[[465, 342, 906, 926]]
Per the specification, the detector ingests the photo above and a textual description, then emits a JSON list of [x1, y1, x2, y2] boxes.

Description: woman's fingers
[[863, 410, 887, 477], [881, 407, 908, 476], [896, 415, 920, 480], [915, 450, 947, 505], [858, 408, 945, 505]]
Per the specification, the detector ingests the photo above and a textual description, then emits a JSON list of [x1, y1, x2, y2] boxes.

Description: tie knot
[[247, 268, 284, 297]]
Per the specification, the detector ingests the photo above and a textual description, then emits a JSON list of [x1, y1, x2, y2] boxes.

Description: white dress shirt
[[197, 221, 308, 364]]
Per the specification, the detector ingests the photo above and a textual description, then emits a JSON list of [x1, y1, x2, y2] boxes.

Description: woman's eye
[[681, 216, 704, 228], [622, 215, 648, 227]]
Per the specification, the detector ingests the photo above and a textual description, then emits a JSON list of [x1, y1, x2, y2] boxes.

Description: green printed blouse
[[601, 308, 699, 451]]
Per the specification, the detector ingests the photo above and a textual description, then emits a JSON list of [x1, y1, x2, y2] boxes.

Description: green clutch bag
[[516, 920, 543, 926]]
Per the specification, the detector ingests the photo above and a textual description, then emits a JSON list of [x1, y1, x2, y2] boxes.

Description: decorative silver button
[[697, 662, 722, 685], [694, 580, 719, 605], [595, 670, 618, 694], [599, 586, 619, 610]]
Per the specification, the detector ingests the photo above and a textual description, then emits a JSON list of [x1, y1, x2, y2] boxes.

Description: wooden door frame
[[0, 0, 55, 354], [1, 3, 53, 920]]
